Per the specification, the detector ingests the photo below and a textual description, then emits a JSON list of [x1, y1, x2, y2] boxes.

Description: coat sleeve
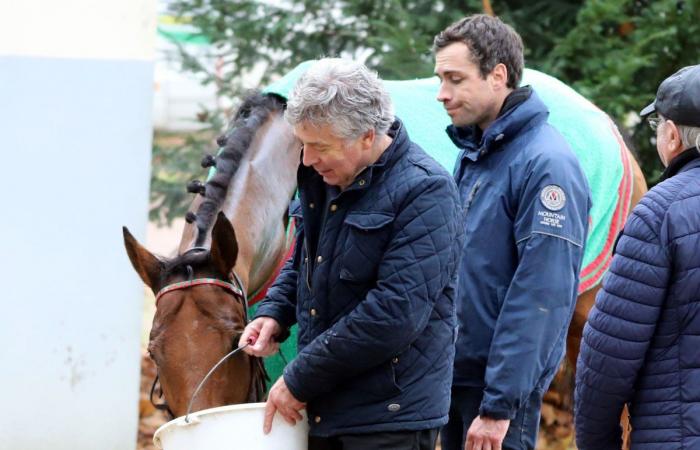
[[253, 201, 303, 329], [479, 151, 590, 420], [282, 175, 464, 402], [574, 197, 671, 450]]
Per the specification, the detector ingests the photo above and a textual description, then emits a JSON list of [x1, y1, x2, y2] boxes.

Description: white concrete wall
[[0, 1, 156, 449]]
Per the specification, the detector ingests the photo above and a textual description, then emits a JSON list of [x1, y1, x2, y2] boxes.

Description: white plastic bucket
[[153, 402, 309, 450]]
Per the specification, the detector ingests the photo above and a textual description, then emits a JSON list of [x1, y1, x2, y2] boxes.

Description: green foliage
[[542, 0, 700, 184], [150, 124, 221, 226], [152, 0, 700, 222]]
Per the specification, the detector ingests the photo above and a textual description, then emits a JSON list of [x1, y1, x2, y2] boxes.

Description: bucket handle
[[184, 342, 250, 424]]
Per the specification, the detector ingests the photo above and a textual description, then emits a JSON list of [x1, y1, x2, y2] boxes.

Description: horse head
[[123, 212, 263, 417]]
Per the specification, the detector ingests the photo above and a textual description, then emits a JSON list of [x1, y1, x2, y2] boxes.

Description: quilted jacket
[[448, 88, 591, 419], [255, 119, 464, 437], [575, 152, 700, 449]]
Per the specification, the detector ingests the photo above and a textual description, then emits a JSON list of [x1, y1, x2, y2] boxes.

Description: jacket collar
[[298, 118, 407, 194], [446, 87, 548, 162], [660, 147, 700, 181]]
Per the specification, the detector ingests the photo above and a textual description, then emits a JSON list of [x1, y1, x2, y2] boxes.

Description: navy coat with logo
[[575, 153, 700, 450], [448, 89, 591, 419], [255, 120, 464, 437]]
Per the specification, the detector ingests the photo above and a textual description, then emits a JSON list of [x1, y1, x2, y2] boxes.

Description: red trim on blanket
[[578, 120, 634, 293], [249, 221, 297, 306]]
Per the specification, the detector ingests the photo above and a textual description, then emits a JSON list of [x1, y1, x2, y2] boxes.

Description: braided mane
[[192, 93, 286, 246]]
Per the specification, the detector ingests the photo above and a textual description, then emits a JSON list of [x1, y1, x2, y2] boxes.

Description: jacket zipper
[[464, 179, 482, 215], [304, 240, 312, 293]]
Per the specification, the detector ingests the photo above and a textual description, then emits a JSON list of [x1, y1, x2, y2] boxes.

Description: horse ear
[[211, 212, 238, 277], [123, 226, 162, 290]]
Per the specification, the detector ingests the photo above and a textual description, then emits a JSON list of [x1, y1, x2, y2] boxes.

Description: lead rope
[[149, 373, 175, 418]]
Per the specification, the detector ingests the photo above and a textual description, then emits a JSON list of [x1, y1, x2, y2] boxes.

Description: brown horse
[[124, 93, 301, 418]]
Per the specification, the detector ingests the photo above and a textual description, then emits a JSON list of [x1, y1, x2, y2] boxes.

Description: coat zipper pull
[[465, 180, 482, 214]]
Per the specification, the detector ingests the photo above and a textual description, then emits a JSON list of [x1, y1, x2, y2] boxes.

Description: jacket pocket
[[340, 211, 395, 284], [346, 360, 402, 400]]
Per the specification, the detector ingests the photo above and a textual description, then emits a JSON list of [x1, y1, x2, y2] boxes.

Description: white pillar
[[0, 1, 156, 449]]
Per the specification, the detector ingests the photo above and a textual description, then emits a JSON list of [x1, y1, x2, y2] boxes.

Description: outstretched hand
[[263, 376, 306, 434]]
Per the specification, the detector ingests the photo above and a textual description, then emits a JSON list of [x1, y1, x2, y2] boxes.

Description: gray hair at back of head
[[678, 124, 700, 151], [284, 58, 395, 140]]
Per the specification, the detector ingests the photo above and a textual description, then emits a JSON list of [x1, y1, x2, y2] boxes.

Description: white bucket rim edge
[[153, 402, 270, 448]]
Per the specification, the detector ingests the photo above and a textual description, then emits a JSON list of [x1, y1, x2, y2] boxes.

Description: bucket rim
[[153, 402, 269, 448]]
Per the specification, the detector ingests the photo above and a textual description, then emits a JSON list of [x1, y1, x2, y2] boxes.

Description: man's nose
[[436, 82, 451, 103], [302, 147, 317, 167]]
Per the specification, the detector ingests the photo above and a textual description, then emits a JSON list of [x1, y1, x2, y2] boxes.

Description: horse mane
[[163, 248, 211, 280], [192, 92, 287, 247]]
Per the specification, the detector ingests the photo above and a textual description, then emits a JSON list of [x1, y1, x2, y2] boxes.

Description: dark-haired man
[[433, 15, 591, 450]]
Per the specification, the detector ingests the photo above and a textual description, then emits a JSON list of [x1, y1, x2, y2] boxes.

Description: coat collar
[[660, 147, 700, 181], [446, 87, 548, 162]]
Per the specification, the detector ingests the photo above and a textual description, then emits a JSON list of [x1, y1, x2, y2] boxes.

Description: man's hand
[[263, 376, 306, 434], [240, 317, 282, 357], [466, 416, 510, 450]]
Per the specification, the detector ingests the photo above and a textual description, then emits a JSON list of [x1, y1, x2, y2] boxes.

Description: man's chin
[[321, 174, 339, 186], [451, 119, 471, 127], [446, 113, 471, 127]]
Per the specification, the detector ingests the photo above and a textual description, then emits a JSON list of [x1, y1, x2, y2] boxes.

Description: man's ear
[[664, 120, 685, 160], [489, 63, 509, 90], [360, 128, 376, 151]]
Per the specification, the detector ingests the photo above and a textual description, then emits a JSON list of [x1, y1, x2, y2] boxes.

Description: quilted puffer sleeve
[[282, 174, 463, 402], [574, 193, 671, 450]]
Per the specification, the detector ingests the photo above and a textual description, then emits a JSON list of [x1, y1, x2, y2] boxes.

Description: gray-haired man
[[241, 58, 464, 450]]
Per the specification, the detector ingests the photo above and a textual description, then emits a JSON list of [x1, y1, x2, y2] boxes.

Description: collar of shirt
[[446, 86, 539, 162]]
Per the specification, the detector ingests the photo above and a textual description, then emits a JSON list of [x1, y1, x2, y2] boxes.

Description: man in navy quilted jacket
[[240, 58, 464, 450], [434, 15, 591, 450], [575, 65, 700, 450]]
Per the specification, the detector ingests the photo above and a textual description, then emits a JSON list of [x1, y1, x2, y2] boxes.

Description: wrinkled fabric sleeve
[[283, 175, 464, 402], [574, 199, 670, 450], [480, 152, 590, 420]]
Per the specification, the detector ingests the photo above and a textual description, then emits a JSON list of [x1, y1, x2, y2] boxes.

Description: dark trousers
[[440, 386, 542, 450], [309, 428, 439, 450]]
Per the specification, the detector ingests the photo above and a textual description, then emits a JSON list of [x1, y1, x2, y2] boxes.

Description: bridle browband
[[154, 245, 246, 307], [155, 278, 243, 307]]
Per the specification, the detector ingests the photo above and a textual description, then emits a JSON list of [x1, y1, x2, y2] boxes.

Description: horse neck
[[229, 114, 300, 291], [222, 112, 300, 292]]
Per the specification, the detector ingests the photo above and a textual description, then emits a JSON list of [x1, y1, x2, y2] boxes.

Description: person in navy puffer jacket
[[240, 58, 464, 450], [575, 64, 700, 450]]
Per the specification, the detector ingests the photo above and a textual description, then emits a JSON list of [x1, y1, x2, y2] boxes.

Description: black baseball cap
[[640, 64, 700, 127]]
